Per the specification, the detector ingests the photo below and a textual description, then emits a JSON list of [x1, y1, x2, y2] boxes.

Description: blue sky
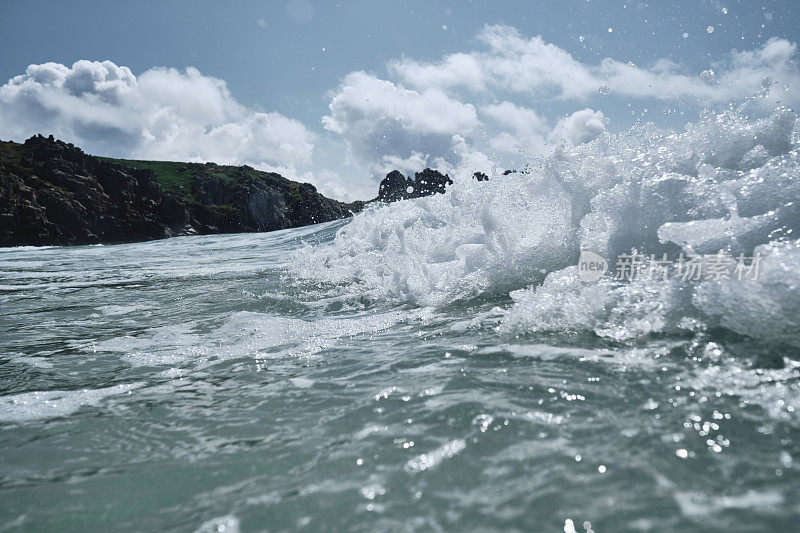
[[1, 0, 799, 199]]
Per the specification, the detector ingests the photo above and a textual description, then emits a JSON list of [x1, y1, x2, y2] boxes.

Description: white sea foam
[[674, 490, 784, 518], [82, 308, 434, 368], [0, 383, 141, 423], [5, 353, 54, 369], [295, 106, 800, 344], [194, 515, 240, 533]]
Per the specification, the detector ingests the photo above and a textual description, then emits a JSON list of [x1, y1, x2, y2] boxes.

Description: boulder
[[377, 168, 453, 202]]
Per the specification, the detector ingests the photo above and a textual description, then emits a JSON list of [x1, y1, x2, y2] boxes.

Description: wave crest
[[295, 106, 800, 344]]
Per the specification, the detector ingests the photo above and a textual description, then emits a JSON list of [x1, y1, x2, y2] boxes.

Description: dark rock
[[0, 135, 192, 246], [0, 135, 361, 247], [377, 168, 453, 202], [188, 168, 353, 233], [378, 170, 412, 202], [412, 168, 452, 196], [473, 171, 489, 181]]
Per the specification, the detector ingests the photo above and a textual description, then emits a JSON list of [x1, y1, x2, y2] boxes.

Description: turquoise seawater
[[1, 221, 798, 532]]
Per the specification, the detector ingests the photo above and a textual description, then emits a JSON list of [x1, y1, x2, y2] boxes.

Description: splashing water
[[295, 105, 800, 343]]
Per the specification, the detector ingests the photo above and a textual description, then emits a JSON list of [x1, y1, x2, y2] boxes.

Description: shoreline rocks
[[0, 135, 359, 247], [1, 134, 465, 247], [377, 168, 453, 202]]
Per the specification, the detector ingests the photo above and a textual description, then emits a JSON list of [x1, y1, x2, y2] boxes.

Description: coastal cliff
[[0, 135, 361, 246], [0, 135, 456, 247]]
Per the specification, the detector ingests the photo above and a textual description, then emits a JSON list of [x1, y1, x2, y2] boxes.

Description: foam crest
[[0, 383, 141, 423], [294, 164, 578, 306], [295, 107, 800, 345]]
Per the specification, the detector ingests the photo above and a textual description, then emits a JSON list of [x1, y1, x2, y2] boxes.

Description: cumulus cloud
[[388, 53, 486, 93], [482, 101, 551, 154], [328, 25, 800, 181], [549, 109, 607, 146], [0, 60, 315, 178], [391, 25, 800, 105], [321, 66, 609, 177], [322, 71, 478, 172]]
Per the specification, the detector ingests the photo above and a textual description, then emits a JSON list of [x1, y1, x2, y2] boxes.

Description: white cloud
[[482, 101, 551, 154], [550, 108, 607, 146], [391, 25, 800, 105], [378, 152, 432, 177], [477, 26, 598, 99], [0, 60, 315, 178], [297, 168, 374, 203], [389, 53, 486, 92], [322, 71, 478, 171], [334, 26, 800, 183]]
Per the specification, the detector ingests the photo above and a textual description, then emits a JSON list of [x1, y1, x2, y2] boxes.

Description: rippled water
[[0, 225, 797, 532], [3, 107, 800, 531]]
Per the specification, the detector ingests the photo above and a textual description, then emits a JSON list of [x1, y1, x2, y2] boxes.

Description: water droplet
[[700, 69, 716, 83]]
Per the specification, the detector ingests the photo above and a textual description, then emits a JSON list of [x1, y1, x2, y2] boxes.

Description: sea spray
[[293, 106, 800, 347]]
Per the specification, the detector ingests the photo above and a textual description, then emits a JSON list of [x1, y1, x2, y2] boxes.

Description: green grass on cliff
[[4, 139, 360, 216], [103, 158, 316, 207], [100, 158, 199, 199], [100, 158, 250, 215]]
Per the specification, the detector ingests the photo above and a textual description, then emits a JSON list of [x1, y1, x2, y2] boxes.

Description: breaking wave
[[294, 104, 800, 348]]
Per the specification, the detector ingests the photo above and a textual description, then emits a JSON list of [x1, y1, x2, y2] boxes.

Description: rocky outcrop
[[377, 170, 411, 202], [0, 135, 191, 246], [0, 135, 361, 247], [187, 165, 356, 234], [377, 168, 453, 202], [0, 135, 470, 248]]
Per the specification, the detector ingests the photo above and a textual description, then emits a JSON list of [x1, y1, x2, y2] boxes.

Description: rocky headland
[[0, 135, 458, 247]]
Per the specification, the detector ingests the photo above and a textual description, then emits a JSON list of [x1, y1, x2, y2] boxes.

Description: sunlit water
[[3, 107, 800, 531]]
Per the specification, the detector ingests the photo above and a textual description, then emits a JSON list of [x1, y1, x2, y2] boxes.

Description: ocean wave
[[294, 105, 800, 348]]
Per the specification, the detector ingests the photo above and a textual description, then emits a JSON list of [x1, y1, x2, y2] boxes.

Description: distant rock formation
[[0, 135, 361, 247], [377, 170, 411, 202], [184, 163, 356, 235], [377, 168, 453, 202], [0, 135, 492, 248]]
